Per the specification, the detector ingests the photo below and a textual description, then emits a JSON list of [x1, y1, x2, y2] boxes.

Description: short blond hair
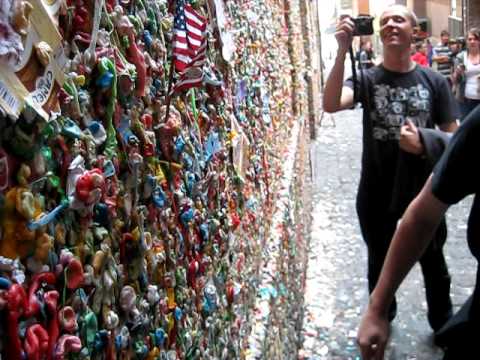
[[381, 5, 418, 27]]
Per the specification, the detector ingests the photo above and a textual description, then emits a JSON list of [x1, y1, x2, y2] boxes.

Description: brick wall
[[357, 0, 369, 14], [468, 0, 480, 30]]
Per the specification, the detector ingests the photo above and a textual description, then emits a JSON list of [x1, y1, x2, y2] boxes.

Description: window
[[450, 0, 463, 19], [451, 0, 456, 16], [340, 0, 352, 10]]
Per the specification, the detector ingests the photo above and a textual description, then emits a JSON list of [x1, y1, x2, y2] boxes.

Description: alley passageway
[[301, 108, 477, 360]]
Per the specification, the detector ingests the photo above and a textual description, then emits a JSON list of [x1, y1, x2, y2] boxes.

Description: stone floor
[[299, 108, 476, 360]]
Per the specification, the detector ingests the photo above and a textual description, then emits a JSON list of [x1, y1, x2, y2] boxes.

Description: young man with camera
[[323, 4, 458, 336]]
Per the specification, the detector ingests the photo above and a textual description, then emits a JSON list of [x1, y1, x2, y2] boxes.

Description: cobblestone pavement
[[300, 108, 476, 360]]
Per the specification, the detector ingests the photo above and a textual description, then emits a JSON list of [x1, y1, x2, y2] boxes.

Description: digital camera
[[352, 15, 374, 36]]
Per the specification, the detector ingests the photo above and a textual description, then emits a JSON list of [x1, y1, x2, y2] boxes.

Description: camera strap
[[350, 45, 383, 177], [349, 45, 368, 108], [349, 45, 359, 103]]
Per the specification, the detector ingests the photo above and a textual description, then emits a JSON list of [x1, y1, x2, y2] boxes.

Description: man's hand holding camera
[[335, 16, 355, 54], [336, 15, 375, 53]]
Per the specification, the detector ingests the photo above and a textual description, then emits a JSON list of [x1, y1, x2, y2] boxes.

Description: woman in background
[[452, 28, 480, 120]]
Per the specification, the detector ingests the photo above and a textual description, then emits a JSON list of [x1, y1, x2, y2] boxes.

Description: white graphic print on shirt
[[370, 83, 431, 141]]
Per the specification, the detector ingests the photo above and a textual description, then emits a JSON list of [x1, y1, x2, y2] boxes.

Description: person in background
[[452, 28, 480, 120], [426, 38, 433, 67], [357, 105, 480, 360], [432, 30, 454, 84], [449, 38, 462, 58], [410, 41, 417, 56], [411, 41, 429, 67], [323, 4, 458, 335], [358, 40, 375, 70], [457, 36, 466, 52]]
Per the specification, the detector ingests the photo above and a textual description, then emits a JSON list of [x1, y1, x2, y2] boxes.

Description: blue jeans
[[460, 98, 480, 121]]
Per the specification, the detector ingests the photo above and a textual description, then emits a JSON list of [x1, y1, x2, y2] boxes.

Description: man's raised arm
[[323, 17, 355, 113]]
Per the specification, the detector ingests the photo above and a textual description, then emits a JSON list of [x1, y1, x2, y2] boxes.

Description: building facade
[[465, 0, 480, 31], [404, 0, 480, 39], [423, 0, 480, 39], [346, 0, 480, 40]]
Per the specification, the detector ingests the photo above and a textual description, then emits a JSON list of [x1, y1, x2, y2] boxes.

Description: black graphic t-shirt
[[432, 105, 480, 259], [345, 65, 458, 213]]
